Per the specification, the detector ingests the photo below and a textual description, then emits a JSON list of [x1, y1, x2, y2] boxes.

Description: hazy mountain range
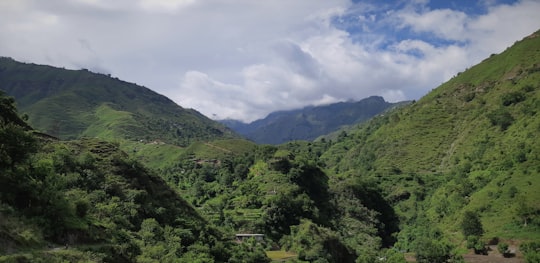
[[219, 96, 407, 144]]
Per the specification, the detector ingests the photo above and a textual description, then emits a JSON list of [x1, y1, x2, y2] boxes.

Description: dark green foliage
[[501, 91, 525, 106], [283, 220, 356, 263], [0, 90, 32, 129], [414, 237, 455, 263], [383, 249, 407, 263], [497, 242, 510, 257], [228, 238, 271, 263], [520, 241, 540, 263], [508, 186, 518, 198], [0, 94, 263, 261], [461, 211, 484, 237], [466, 235, 486, 255], [156, 139, 395, 262], [0, 122, 37, 169], [487, 107, 515, 130]]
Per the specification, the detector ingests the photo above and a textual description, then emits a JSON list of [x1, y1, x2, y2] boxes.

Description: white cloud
[[138, 0, 196, 13], [1, 0, 539, 122]]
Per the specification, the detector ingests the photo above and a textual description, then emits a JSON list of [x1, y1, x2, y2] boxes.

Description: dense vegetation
[[0, 57, 236, 146], [318, 30, 540, 259], [0, 91, 267, 262], [220, 96, 404, 144], [154, 140, 401, 262], [1, 30, 540, 262]]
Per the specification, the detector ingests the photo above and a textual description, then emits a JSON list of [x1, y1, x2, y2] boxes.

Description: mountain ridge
[[220, 96, 406, 144], [0, 57, 236, 146], [319, 29, 540, 251]]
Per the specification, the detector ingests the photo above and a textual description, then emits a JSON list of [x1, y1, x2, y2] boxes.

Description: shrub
[[466, 236, 487, 255], [487, 108, 514, 130], [461, 211, 484, 237], [501, 91, 525, 106], [498, 242, 510, 257], [520, 241, 540, 263], [414, 238, 453, 263]]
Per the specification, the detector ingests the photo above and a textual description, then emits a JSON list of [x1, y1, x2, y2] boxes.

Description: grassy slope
[[321, 30, 540, 243], [0, 57, 236, 145]]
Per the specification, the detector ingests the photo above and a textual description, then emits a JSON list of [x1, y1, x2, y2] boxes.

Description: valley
[[1, 29, 540, 262]]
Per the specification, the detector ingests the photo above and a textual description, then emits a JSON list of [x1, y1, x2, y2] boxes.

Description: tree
[[487, 108, 514, 130], [461, 211, 484, 237], [414, 237, 454, 263], [0, 91, 38, 174], [515, 195, 535, 227], [384, 249, 407, 263]]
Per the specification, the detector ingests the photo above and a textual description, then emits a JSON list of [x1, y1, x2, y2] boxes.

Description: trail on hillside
[[204, 142, 232, 153]]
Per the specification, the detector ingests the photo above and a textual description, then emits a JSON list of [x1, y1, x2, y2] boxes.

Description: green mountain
[[0, 57, 236, 146], [0, 90, 268, 262], [2, 29, 540, 263], [220, 96, 403, 144], [158, 30, 540, 262], [320, 30, 540, 252]]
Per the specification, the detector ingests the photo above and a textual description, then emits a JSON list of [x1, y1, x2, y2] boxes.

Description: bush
[[519, 242, 540, 263], [461, 211, 484, 237], [466, 236, 486, 255], [487, 108, 514, 130], [520, 242, 540, 263], [501, 91, 525, 106], [498, 243, 510, 257], [415, 238, 454, 263]]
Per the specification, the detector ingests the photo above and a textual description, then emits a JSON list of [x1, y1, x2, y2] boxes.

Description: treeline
[[157, 140, 404, 262]]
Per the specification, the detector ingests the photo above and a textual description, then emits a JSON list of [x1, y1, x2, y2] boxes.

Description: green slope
[[0, 57, 236, 146], [0, 91, 268, 262], [321, 30, 540, 247]]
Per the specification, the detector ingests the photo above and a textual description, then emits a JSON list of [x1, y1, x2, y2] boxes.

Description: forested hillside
[[149, 30, 540, 262], [220, 96, 403, 144], [319, 30, 540, 260], [0, 90, 268, 262], [0, 57, 236, 146], [2, 30, 540, 263]]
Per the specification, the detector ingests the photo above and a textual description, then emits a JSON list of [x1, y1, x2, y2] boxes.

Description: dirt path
[[204, 142, 232, 153]]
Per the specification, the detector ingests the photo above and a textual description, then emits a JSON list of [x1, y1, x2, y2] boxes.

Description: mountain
[[0, 57, 236, 146], [320, 30, 540, 253], [220, 96, 403, 144], [2, 29, 540, 262], [0, 91, 269, 262], [167, 29, 540, 262]]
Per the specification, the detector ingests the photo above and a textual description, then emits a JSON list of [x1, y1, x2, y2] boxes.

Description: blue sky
[[0, 0, 539, 122]]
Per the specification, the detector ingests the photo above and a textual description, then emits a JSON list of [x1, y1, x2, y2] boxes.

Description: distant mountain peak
[[220, 96, 402, 144]]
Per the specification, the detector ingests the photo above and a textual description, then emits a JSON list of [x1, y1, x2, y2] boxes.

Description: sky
[[1, 0, 540, 122]]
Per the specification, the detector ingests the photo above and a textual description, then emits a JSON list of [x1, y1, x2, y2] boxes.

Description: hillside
[[320, 30, 540, 254], [2, 29, 540, 262], [0, 57, 236, 146], [0, 91, 268, 262], [220, 96, 403, 144]]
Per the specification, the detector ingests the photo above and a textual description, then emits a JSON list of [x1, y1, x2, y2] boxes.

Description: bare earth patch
[[462, 245, 523, 263]]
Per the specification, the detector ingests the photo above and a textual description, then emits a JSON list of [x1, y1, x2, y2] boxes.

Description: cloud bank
[[1, 0, 539, 122]]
